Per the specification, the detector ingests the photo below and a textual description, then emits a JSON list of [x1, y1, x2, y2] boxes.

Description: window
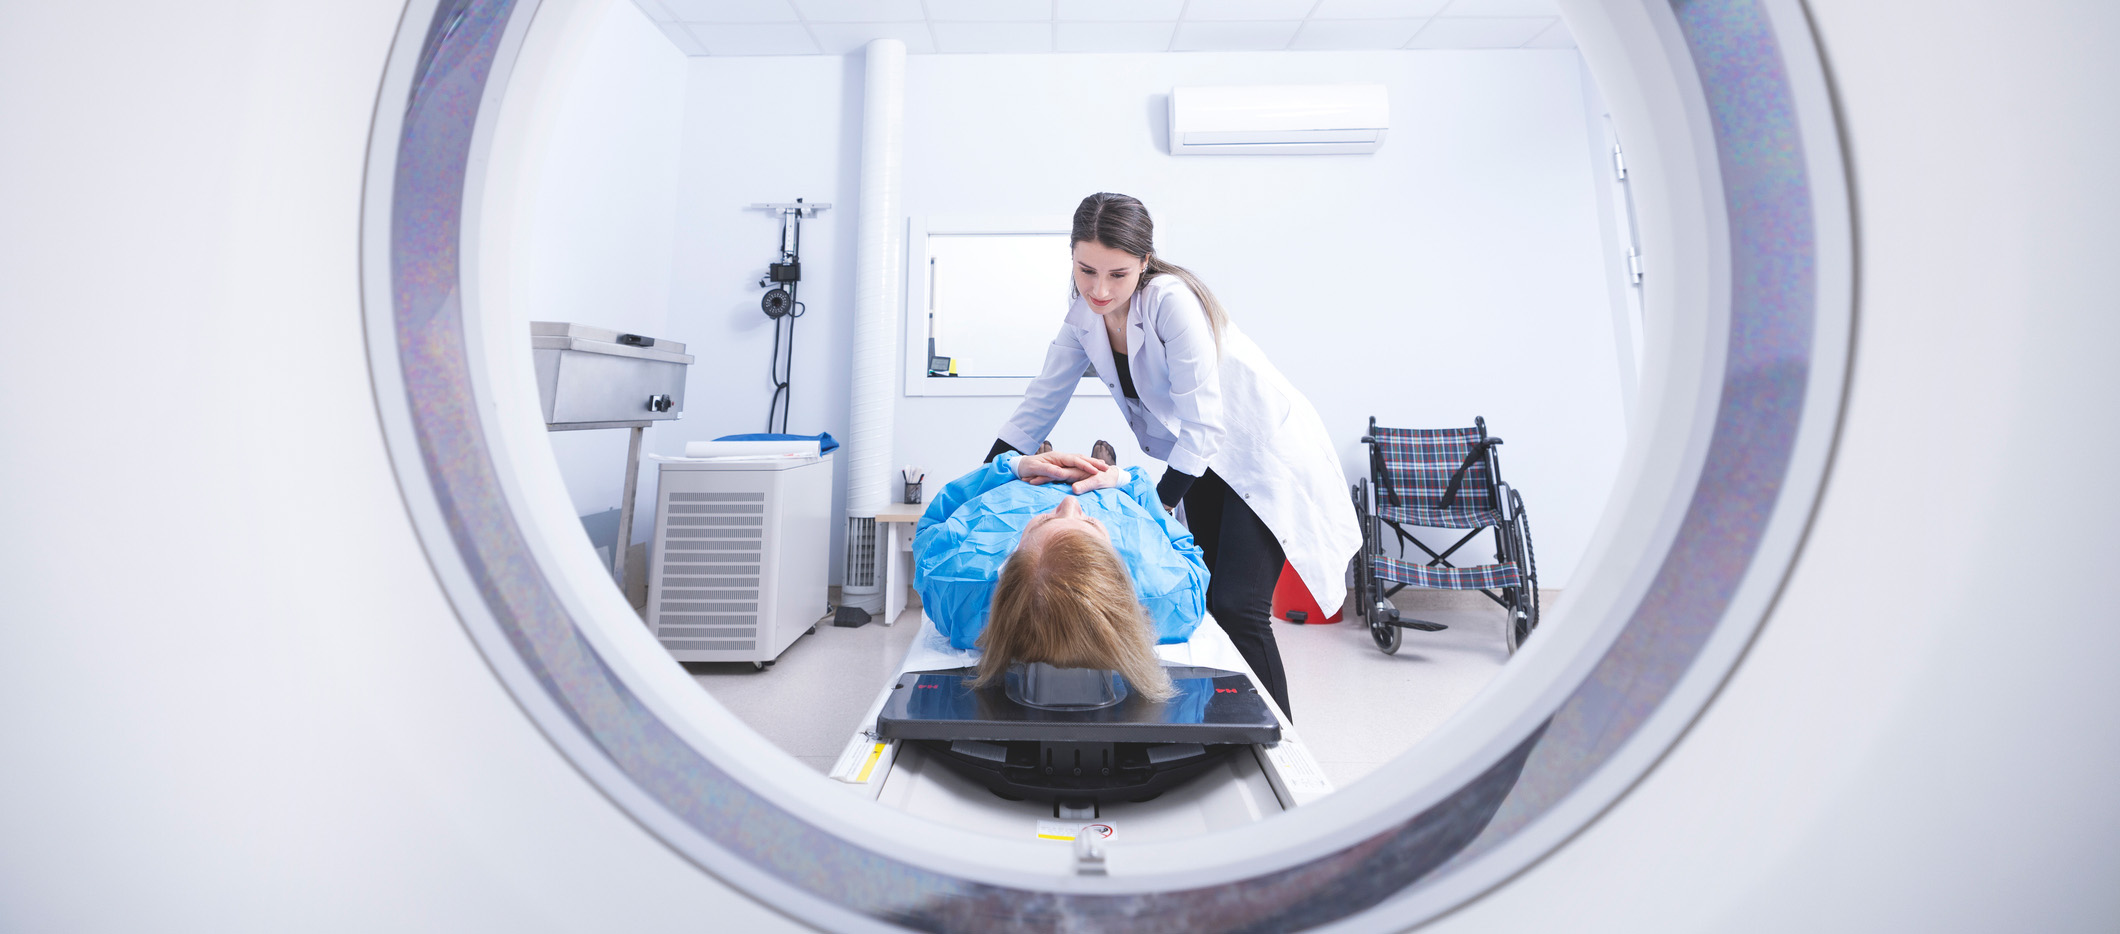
[[901, 216, 1103, 397]]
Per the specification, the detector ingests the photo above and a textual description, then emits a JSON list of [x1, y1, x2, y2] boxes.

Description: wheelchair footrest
[[1375, 605, 1449, 632]]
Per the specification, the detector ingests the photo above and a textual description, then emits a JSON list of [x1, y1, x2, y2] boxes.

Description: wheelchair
[[1352, 416, 1540, 655]]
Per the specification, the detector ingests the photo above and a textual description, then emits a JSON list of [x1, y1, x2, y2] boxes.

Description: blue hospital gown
[[913, 453, 1209, 651]]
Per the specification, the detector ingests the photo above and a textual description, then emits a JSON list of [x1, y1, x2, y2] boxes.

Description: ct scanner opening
[[359, 0, 1850, 928], [507, 0, 1637, 826]]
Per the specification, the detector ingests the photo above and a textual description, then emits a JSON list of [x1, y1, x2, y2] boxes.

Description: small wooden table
[[872, 502, 928, 625]]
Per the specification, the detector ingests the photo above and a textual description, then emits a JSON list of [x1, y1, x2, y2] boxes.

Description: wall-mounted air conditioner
[[1167, 84, 1390, 156]]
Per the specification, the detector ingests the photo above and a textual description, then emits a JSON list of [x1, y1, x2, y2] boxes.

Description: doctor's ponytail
[[1072, 192, 1229, 351]]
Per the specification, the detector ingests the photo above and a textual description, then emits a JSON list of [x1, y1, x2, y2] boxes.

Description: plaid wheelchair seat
[[1376, 502, 1504, 531], [1373, 554, 1521, 591]]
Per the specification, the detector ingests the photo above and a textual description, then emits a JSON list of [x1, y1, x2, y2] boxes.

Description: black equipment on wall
[[760, 287, 792, 319], [749, 199, 831, 433]]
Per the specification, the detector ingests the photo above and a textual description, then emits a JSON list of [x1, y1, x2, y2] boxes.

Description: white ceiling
[[636, 0, 1574, 56]]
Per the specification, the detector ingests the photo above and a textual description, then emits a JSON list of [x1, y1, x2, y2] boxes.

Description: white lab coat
[[999, 275, 1362, 612]]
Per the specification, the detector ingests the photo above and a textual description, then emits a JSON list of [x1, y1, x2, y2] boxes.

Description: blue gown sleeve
[[1097, 467, 1208, 645], [1119, 462, 1200, 555]]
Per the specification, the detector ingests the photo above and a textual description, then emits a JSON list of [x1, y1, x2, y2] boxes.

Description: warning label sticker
[[1264, 742, 1334, 799], [1035, 820, 1118, 842]]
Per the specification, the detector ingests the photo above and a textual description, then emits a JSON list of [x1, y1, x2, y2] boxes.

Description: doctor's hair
[[976, 528, 1176, 701], [1072, 192, 1229, 351]]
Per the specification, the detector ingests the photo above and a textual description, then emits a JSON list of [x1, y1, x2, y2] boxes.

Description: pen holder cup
[[903, 479, 923, 504]]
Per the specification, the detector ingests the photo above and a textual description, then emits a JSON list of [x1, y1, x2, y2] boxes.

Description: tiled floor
[[687, 590, 1552, 794], [1274, 596, 1523, 789], [682, 609, 921, 775]]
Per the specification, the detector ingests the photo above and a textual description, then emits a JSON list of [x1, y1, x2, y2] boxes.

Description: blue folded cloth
[[711, 431, 839, 454]]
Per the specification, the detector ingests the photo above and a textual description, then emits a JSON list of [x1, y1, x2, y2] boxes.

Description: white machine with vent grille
[[647, 445, 833, 667]]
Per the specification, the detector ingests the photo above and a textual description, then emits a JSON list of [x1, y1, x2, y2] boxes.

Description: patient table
[[828, 613, 1334, 844]]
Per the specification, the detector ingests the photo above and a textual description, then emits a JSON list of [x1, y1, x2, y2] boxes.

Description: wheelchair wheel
[[1371, 608, 1401, 654], [1350, 481, 1373, 619], [1504, 587, 1527, 655], [1506, 490, 1541, 651]]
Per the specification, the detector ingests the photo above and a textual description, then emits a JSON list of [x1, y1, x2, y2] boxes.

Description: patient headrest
[[1007, 662, 1127, 710]]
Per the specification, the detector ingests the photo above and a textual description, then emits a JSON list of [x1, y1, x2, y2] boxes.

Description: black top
[[1109, 352, 1197, 506], [1111, 350, 1141, 400], [986, 348, 1197, 505]]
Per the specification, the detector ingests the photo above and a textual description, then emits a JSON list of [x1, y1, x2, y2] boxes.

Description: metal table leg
[[613, 425, 645, 614]]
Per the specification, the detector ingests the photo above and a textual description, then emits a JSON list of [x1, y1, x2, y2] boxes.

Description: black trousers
[[1183, 469, 1292, 721]]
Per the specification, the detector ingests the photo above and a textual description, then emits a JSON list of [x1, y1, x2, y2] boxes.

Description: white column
[[840, 38, 905, 613]]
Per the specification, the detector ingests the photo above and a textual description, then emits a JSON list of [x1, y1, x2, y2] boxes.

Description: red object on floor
[[1271, 560, 1342, 624]]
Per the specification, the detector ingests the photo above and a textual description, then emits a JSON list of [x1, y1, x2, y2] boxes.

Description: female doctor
[[984, 192, 1361, 721]]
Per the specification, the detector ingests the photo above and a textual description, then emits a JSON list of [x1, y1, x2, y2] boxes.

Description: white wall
[[662, 49, 1619, 587], [665, 55, 865, 582], [493, 0, 688, 557], [893, 50, 1620, 589]]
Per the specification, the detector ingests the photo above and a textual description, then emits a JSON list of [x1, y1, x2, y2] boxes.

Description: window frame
[[899, 214, 1108, 398]]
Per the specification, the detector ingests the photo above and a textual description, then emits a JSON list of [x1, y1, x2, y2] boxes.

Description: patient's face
[[1018, 495, 1111, 554]]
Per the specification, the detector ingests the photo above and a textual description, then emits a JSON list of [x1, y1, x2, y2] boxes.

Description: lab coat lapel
[[1067, 297, 1118, 391]]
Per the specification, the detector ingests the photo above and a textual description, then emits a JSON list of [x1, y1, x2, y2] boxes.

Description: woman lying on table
[[912, 449, 1209, 701]]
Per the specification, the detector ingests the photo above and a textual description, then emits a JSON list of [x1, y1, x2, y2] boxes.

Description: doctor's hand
[[1013, 451, 1110, 486]]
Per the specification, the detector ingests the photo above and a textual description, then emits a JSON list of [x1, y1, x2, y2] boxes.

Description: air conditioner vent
[[1168, 84, 1390, 156]]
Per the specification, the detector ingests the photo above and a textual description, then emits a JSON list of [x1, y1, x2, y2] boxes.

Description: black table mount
[[876, 665, 1281, 804]]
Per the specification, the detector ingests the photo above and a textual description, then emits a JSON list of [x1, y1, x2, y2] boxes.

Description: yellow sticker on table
[[854, 743, 885, 782]]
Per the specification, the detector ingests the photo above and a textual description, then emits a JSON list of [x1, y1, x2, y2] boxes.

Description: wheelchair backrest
[[1369, 424, 1497, 513]]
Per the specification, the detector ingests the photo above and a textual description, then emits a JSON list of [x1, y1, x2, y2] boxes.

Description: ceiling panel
[[659, 0, 798, 22], [657, 20, 712, 53], [1055, 21, 1177, 52], [1522, 19, 1576, 48], [807, 21, 938, 53], [933, 22, 1054, 53], [689, 22, 821, 54], [789, 0, 924, 23], [1055, 0, 1185, 20], [1171, 20, 1303, 51], [1407, 16, 1553, 48], [1290, 18, 1428, 51], [631, 0, 1577, 54], [927, 0, 1053, 22], [1435, 0, 1561, 15], [1310, 0, 1450, 18], [1181, 0, 1322, 22]]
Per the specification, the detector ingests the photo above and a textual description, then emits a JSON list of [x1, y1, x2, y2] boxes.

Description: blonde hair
[[975, 528, 1175, 701]]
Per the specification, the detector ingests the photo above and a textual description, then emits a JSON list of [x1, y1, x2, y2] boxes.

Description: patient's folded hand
[[1014, 451, 1110, 486], [1069, 463, 1128, 494]]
